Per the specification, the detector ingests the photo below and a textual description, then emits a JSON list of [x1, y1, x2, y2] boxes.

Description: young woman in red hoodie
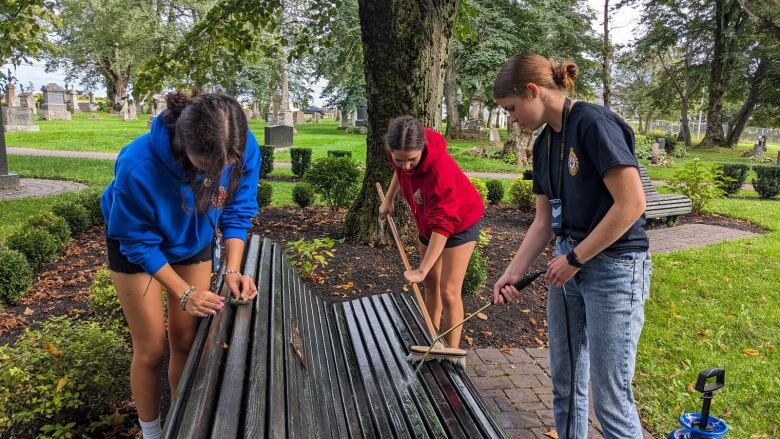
[[379, 115, 485, 348]]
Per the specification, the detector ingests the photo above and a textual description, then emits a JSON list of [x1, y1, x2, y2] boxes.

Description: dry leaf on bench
[[544, 430, 559, 438], [464, 335, 475, 347], [23, 307, 34, 316], [476, 312, 488, 321]]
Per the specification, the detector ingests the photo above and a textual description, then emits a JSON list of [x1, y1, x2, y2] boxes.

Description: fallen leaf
[[335, 281, 354, 290], [23, 307, 34, 316], [520, 309, 531, 314], [742, 348, 760, 357], [46, 343, 62, 358], [481, 331, 493, 337], [764, 342, 775, 350], [222, 342, 229, 350], [464, 335, 475, 347], [402, 285, 409, 292], [750, 433, 768, 438], [544, 430, 559, 438], [499, 347, 512, 354], [56, 377, 68, 392], [476, 312, 488, 321]]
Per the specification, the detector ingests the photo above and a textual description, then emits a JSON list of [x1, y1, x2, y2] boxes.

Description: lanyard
[[546, 97, 572, 199]]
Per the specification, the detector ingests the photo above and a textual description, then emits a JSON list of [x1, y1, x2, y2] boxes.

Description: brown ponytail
[[386, 115, 426, 151], [492, 53, 579, 99]]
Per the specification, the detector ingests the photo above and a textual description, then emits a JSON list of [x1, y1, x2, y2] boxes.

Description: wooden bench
[[638, 164, 692, 225], [162, 235, 506, 438]]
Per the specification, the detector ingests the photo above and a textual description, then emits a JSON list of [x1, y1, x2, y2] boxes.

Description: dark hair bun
[[551, 61, 579, 92]]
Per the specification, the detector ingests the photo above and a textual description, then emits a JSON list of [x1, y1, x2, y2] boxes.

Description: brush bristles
[[406, 352, 467, 368]]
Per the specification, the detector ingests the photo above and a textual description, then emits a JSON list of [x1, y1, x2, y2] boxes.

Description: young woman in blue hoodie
[[101, 92, 261, 438]]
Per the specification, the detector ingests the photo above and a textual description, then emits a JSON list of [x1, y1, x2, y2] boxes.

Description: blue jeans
[[548, 237, 651, 439]]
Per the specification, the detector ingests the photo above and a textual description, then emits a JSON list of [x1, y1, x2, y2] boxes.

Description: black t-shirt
[[532, 102, 649, 252]]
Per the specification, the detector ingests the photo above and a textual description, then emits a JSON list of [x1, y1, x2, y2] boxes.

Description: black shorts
[[106, 236, 211, 274], [419, 220, 481, 248]]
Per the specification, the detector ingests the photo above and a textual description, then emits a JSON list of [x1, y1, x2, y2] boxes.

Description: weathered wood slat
[[268, 244, 287, 439], [242, 237, 273, 438], [313, 295, 351, 437]]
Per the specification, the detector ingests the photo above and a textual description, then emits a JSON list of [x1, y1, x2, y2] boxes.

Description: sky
[[4, 3, 641, 103]]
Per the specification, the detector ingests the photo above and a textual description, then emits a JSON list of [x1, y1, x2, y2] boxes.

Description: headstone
[[651, 142, 660, 165], [336, 109, 342, 122], [39, 83, 71, 120], [135, 104, 145, 115], [294, 110, 306, 125], [18, 92, 36, 114], [314, 112, 321, 124], [2, 107, 39, 132], [88, 92, 98, 111], [120, 96, 136, 121], [251, 102, 262, 120], [4, 84, 19, 107], [355, 104, 367, 127], [276, 69, 294, 127], [66, 90, 80, 113], [264, 125, 294, 148], [753, 141, 764, 157], [461, 117, 486, 140], [657, 137, 666, 155], [489, 127, 501, 146]]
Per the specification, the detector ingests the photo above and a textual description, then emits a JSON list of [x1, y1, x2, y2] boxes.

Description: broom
[[375, 182, 468, 367]]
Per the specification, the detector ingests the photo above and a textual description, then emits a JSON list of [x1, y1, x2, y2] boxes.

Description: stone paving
[[0, 178, 87, 201], [648, 223, 756, 253]]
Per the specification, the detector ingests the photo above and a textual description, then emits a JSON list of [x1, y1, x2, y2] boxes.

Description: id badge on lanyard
[[212, 234, 222, 274], [547, 97, 572, 234], [550, 198, 563, 231]]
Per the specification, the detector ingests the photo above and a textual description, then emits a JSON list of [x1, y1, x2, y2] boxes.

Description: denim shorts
[[106, 236, 211, 274], [419, 220, 481, 248]]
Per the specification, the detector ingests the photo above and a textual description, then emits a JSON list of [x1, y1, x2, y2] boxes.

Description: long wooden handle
[[375, 182, 439, 339]]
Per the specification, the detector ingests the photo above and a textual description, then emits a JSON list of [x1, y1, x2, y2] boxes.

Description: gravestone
[[251, 102, 262, 120], [336, 109, 342, 122], [657, 137, 667, 155], [355, 104, 367, 127], [489, 127, 501, 146], [18, 92, 36, 114], [461, 117, 486, 140], [294, 110, 306, 125], [120, 97, 136, 121], [776, 151, 780, 166], [4, 84, 20, 108], [39, 83, 71, 120], [135, 104, 145, 115], [2, 107, 39, 132], [264, 125, 294, 148], [87, 92, 98, 111], [314, 112, 320, 124], [66, 90, 80, 113], [651, 142, 660, 165]]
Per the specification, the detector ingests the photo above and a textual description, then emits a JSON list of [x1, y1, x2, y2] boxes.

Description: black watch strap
[[566, 250, 584, 268]]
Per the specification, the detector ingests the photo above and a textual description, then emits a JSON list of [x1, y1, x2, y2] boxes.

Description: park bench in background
[[163, 235, 505, 438], [638, 164, 692, 225]]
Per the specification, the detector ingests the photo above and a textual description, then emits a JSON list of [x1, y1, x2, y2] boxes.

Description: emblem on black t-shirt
[[568, 147, 579, 176], [414, 188, 423, 205]]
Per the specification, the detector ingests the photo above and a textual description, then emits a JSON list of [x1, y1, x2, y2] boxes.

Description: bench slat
[[268, 246, 287, 439], [314, 295, 353, 437]]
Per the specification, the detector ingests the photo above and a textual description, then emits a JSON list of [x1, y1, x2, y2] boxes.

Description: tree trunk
[[502, 124, 534, 168], [444, 43, 462, 139], [345, 0, 457, 243], [699, 0, 747, 148], [679, 94, 692, 146], [726, 58, 767, 147], [602, 0, 611, 108], [643, 111, 653, 135]]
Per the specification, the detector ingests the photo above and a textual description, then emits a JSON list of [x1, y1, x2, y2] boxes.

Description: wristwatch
[[566, 250, 584, 268]]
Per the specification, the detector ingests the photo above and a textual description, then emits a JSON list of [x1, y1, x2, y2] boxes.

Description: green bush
[[26, 212, 71, 252], [469, 178, 488, 204], [304, 156, 361, 210], [752, 165, 780, 199], [463, 231, 490, 296], [485, 179, 505, 205], [290, 147, 313, 177], [327, 150, 352, 158], [257, 181, 273, 208], [634, 135, 654, 161], [719, 163, 750, 196], [0, 317, 131, 436], [6, 228, 59, 271], [669, 158, 726, 214], [88, 269, 128, 337], [286, 237, 335, 282], [509, 178, 535, 210], [0, 249, 34, 305], [52, 201, 91, 235], [292, 183, 315, 208], [76, 190, 104, 226], [260, 145, 275, 178]]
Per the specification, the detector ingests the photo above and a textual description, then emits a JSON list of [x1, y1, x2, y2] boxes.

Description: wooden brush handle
[[375, 182, 439, 339]]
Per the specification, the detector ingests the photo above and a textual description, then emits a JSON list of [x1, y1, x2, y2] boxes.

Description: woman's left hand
[[546, 255, 579, 288], [404, 269, 426, 284], [225, 273, 258, 300]]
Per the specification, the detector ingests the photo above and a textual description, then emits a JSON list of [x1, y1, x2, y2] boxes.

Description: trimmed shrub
[[463, 230, 491, 296], [290, 147, 313, 177], [292, 183, 315, 208], [304, 156, 361, 210], [76, 190, 104, 226], [669, 158, 725, 214], [753, 165, 780, 199], [719, 163, 749, 196], [6, 228, 59, 270], [26, 212, 71, 251], [257, 181, 273, 208], [88, 269, 128, 337], [486, 179, 505, 205], [0, 317, 131, 436], [260, 145, 275, 178], [469, 178, 488, 204], [509, 178, 535, 210], [327, 150, 352, 159], [0, 249, 33, 305], [52, 201, 91, 235]]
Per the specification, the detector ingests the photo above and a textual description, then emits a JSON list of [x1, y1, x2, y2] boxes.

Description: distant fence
[[626, 119, 780, 144]]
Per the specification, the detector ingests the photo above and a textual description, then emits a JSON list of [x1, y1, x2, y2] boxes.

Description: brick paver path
[[0, 178, 87, 201], [648, 223, 755, 253]]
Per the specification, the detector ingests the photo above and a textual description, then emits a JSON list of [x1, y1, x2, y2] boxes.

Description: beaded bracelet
[[179, 285, 196, 310], [225, 270, 242, 276]]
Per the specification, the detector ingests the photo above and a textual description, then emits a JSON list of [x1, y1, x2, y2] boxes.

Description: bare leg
[[418, 242, 443, 332], [438, 241, 477, 348]]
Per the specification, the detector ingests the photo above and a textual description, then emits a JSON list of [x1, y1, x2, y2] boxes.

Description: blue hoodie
[[101, 115, 261, 274]]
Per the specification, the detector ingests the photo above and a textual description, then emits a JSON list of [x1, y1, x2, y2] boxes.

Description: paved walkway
[[6, 146, 119, 161], [0, 178, 87, 201], [648, 223, 756, 253]]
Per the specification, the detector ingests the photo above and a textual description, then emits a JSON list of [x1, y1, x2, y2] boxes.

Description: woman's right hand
[[493, 270, 523, 304], [184, 289, 225, 317], [379, 201, 394, 218]]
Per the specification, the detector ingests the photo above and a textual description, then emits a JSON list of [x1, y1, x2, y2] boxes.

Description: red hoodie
[[389, 128, 485, 239]]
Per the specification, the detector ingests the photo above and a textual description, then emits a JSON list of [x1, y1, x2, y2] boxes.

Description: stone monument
[[39, 83, 71, 120]]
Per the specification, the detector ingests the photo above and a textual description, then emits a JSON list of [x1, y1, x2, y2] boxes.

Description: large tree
[[343, 0, 458, 243]]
